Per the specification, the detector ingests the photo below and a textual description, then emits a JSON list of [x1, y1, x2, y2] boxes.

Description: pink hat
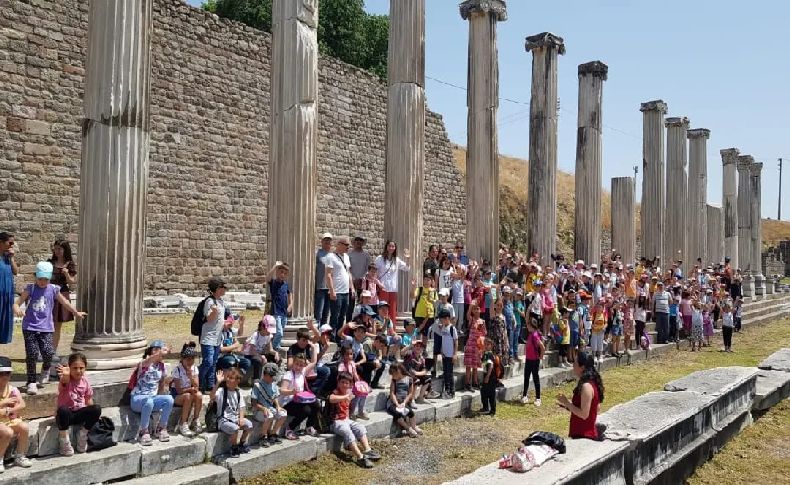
[[261, 315, 276, 332]]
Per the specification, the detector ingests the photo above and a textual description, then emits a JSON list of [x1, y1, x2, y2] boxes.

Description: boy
[[501, 286, 518, 361], [375, 302, 402, 361], [590, 302, 607, 364], [558, 307, 571, 367], [251, 363, 287, 448], [437, 310, 458, 399], [404, 340, 433, 403], [213, 367, 252, 458], [351, 289, 374, 320], [479, 339, 497, 415], [267, 261, 292, 351], [359, 330, 387, 390], [329, 372, 381, 468], [400, 319, 420, 357]]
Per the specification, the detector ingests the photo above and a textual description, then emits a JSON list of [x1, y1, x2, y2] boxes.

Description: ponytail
[[574, 351, 605, 403]]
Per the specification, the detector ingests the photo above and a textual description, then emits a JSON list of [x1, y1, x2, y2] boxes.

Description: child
[[351, 290, 375, 320], [502, 287, 519, 362], [514, 288, 527, 344], [0, 356, 33, 470], [437, 310, 459, 399], [279, 353, 322, 440], [170, 342, 204, 437], [329, 372, 381, 468], [217, 315, 251, 377], [702, 304, 714, 347], [360, 264, 383, 306], [463, 303, 486, 391], [610, 304, 624, 356], [55, 353, 102, 456], [244, 316, 279, 381], [721, 304, 735, 352], [129, 340, 174, 445], [590, 302, 607, 363], [13, 261, 87, 395], [375, 303, 402, 361], [386, 363, 421, 438], [267, 261, 292, 351], [567, 295, 581, 364], [400, 319, 420, 357], [558, 307, 571, 367], [404, 341, 434, 402], [623, 299, 635, 352], [521, 317, 544, 406], [213, 367, 252, 458], [413, 273, 437, 341], [479, 339, 498, 416], [338, 347, 368, 420], [199, 278, 227, 392], [251, 363, 287, 448], [734, 297, 743, 332], [690, 300, 705, 352], [634, 297, 648, 351], [488, 299, 510, 370]]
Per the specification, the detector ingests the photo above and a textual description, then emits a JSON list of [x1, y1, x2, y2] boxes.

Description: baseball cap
[[261, 315, 276, 332], [501, 286, 513, 294], [361, 305, 376, 317], [148, 339, 166, 350], [0, 357, 12, 373], [403, 318, 415, 327], [319, 323, 333, 334], [438, 288, 450, 297], [353, 236, 366, 242], [321, 232, 333, 240], [35, 261, 53, 279]]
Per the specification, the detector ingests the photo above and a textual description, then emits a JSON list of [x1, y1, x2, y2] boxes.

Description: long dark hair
[[382, 239, 397, 260], [0, 232, 12, 242], [51, 239, 74, 263], [575, 351, 605, 403]]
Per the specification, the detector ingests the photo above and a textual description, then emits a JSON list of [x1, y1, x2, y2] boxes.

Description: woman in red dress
[[556, 351, 605, 440]]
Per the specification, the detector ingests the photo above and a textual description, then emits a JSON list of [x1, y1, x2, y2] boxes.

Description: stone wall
[[0, 0, 465, 294]]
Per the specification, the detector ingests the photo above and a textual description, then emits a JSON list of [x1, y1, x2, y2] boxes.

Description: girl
[[488, 299, 509, 369], [55, 353, 102, 456], [610, 303, 624, 356], [386, 363, 421, 438], [690, 300, 705, 352], [521, 317, 544, 406], [558, 307, 571, 367], [279, 353, 321, 440], [404, 340, 434, 402], [130, 340, 174, 446], [633, 296, 648, 351], [463, 303, 486, 391], [702, 303, 714, 347], [170, 342, 204, 437], [48, 239, 77, 357], [680, 290, 693, 339], [13, 261, 87, 395], [338, 347, 368, 420], [0, 355, 32, 471], [623, 299, 635, 352], [360, 264, 383, 306], [556, 352, 605, 440], [437, 256, 454, 293], [721, 304, 734, 352], [244, 316, 279, 381], [374, 240, 411, 315], [213, 367, 252, 458]]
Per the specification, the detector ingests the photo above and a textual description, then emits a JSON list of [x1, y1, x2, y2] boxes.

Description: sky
[[187, 0, 790, 219]]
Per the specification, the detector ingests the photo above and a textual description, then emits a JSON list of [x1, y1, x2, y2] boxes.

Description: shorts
[[589, 332, 604, 352], [331, 418, 367, 446], [570, 330, 580, 348], [558, 344, 569, 357], [253, 408, 288, 423], [611, 325, 623, 337], [219, 418, 253, 435]]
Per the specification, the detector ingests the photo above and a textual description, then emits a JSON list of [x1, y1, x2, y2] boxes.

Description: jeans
[[199, 344, 220, 391], [329, 292, 350, 337], [723, 326, 733, 348], [668, 315, 678, 341], [508, 322, 520, 359], [217, 354, 252, 376], [273, 315, 287, 350], [453, 303, 466, 333], [314, 289, 331, 326], [131, 394, 174, 431], [655, 312, 669, 344]]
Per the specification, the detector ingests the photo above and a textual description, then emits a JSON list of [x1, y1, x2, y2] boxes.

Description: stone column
[[460, 0, 506, 265], [574, 61, 608, 265], [268, 0, 319, 322], [73, 0, 152, 369], [750, 162, 765, 295], [664, 116, 689, 266], [721, 148, 740, 268], [525, 32, 565, 264], [611, 177, 636, 265], [386, 0, 425, 313], [687, 128, 710, 264], [639, 100, 668, 261], [737, 155, 754, 297], [706, 204, 724, 266]]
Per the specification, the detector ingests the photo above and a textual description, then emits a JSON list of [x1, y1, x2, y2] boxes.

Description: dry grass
[[761, 218, 790, 248], [243, 318, 790, 485]]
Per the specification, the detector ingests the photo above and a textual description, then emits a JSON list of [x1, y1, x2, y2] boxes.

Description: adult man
[[325, 236, 355, 340], [652, 281, 672, 344], [347, 236, 370, 321], [314, 233, 333, 325], [451, 242, 469, 266]]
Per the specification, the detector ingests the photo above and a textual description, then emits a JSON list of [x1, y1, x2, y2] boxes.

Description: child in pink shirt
[[56, 353, 102, 456]]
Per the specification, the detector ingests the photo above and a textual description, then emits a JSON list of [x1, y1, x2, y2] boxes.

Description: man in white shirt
[[325, 235, 355, 341]]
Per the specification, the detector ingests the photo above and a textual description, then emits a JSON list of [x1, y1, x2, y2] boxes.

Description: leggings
[[523, 359, 541, 399], [723, 326, 733, 349], [284, 400, 321, 431], [23, 330, 55, 383], [56, 404, 102, 431], [131, 394, 174, 431]]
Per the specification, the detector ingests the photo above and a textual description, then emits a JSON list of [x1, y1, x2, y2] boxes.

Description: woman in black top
[[48, 239, 77, 355]]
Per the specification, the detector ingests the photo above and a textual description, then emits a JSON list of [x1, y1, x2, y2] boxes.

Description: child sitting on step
[[244, 316, 279, 381], [329, 372, 381, 468], [213, 366, 252, 458], [251, 363, 287, 448], [56, 353, 102, 456], [0, 356, 33, 471], [170, 342, 204, 437], [129, 340, 174, 446], [337, 346, 369, 420], [386, 363, 422, 438]]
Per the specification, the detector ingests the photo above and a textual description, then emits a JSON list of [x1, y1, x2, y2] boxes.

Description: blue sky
[[187, 0, 790, 219]]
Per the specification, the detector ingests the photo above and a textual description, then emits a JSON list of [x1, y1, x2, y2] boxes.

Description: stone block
[[758, 348, 790, 372], [23, 141, 50, 155], [121, 463, 229, 485], [753, 369, 790, 411], [663, 366, 757, 426], [222, 437, 319, 481], [25, 119, 50, 135], [11, 104, 36, 119], [6, 116, 25, 132], [360, 411, 394, 439], [139, 435, 206, 476], [434, 395, 464, 422]]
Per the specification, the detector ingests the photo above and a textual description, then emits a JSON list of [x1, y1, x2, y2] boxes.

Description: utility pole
[[633, 164, 639, 182], [779, 158, 783, 221]]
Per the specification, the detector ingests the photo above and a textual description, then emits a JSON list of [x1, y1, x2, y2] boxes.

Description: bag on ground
[[87, 417, 117, 452]]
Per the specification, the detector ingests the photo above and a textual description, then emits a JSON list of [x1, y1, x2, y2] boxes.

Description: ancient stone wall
[[0, 0, 464, 294]]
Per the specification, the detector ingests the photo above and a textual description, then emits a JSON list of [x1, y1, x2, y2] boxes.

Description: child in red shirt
[[329, 372, 381, 468]]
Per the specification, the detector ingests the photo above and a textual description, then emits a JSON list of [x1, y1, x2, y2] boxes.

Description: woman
[[556, 352, 605, 440], [0, 232, 18, 344], [48, 239, 77, 354], [374, 240, 410, 316]]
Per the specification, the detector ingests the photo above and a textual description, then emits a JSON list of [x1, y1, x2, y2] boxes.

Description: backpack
[[87, 417, 117, 452], [120, 361, 162, 406], [522, 431, 566, 454], [190, 296, 213, 337], [206, 383, 237, 433], [492, 354, 505, 380], [550, 324, 563, 345], [411, 287, 424, 319]]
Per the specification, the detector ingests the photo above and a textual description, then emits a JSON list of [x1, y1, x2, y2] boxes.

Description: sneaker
[[464, 385, 472, 392], [59, 437, 75, 457], [26, 383, 38, 395], [38, 371, 50, 386], [230, 445, 240, 458], [364, 449, 382, 461], [357, 457, 374, 469], [191, 421, 204, 434], [407, 401, 417, 410], [285, 430, 299, 440], [306, 426, 319, 437], [415, 397, 427, 405], [441, 392, 451, 400], [414, 426, 424, 435], [14, 456, 32, 468], [520, 396, 530, 405], [240, 444, 251, 454], [426, 391, 442, 400], [76, 430, 89, 453], [535, 399, 542, 407], [138, 431, 153, 446], [156, 427, 170, 442], [407, 427, 418, 438], [357, 412, 370, 420], [179, 423, 194, 438], [259, 437, 271, 447], [268, 434, 283, 445]]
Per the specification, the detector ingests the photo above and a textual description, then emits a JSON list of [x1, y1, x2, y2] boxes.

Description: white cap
[[502, 286, 513, 294], [575, 260, 585, 265], [438, 287, 450, 297], [319, 324, 333, 334], [320, 232, 333, 240], [590, 264, 598, 269]]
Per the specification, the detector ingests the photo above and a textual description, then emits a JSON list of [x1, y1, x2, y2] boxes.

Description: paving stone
[[139, 434, 206, 476], [757, 348, 790, 372], [753, 369, 790, 411]]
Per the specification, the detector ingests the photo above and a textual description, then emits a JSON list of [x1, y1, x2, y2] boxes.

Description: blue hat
[[361, 305, 376, 317], [148, 339, 166, 350], [35, 261, 53, 279]]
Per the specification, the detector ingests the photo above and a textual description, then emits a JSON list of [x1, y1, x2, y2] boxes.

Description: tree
[[203, 0, 389, 79]]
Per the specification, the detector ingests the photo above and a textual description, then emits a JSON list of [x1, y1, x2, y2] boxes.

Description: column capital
[[720, 147, 740, 165], [640, 100, 667, 113], [750, 161, 763, 175], [664, 116, 689, 128], [737, 154, 754, 171], [578, 60, 608, 80], [687, 128, 710, 139], [525, 32, 566, 55], [460, 0, 507, 21]]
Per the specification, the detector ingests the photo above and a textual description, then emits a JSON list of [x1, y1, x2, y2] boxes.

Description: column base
[[742, 275, 755, 299], [753, 274, 766, 296], [71, 337, 148, 370]]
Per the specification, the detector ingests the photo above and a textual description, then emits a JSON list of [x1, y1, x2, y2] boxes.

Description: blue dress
[[0, 255, 14, 344]]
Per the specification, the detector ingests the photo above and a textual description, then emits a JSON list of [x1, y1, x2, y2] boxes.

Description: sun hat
[[35, 261, 53, 279]]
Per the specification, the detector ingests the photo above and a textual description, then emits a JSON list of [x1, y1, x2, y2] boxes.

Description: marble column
[[525, 32, 565, 264], [687, 128, 710, 264], [460, 0, 506, 266], [706, 204, 724, 266], [611, 177, 636, 265], [73, 0, 152, 369], [721, 148, 740, 268], [268, 0, 319, 322], [750, 162, 765, 295], [664, 116, 689, 266], [385, 0, 425, 314], [574, 61, 608, 265], [639, 100, 667, 261], [737, 155, 754, 297]]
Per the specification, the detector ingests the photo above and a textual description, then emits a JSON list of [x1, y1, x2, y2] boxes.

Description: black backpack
[[205, 383, 238, 433], [190, 297, 212, 337], [87, 417, 117, 452], [523, 431, 566, 454], [411, 287, 424, 319]]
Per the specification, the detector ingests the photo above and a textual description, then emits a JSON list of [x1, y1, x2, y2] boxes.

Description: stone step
[[117, 463, 229, 485], [753, 347, 790, 411]]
